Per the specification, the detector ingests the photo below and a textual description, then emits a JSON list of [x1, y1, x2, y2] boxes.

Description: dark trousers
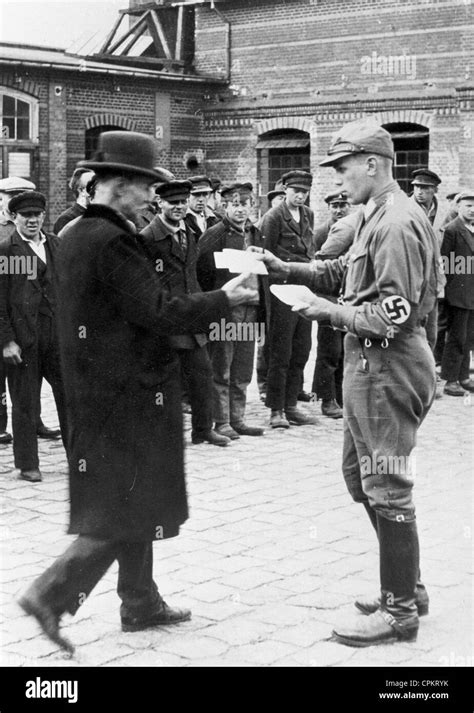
[[311, 323, 344, 404], [256, 337, 269, 395], [177, 345, 213, 437], [24, 536, 159, 620], [265, 295, 312, 410], [6, 315, 68, 470], [0, 359, 7, 432], [433, 299, 448, 365], [441, 305, 474, 383]]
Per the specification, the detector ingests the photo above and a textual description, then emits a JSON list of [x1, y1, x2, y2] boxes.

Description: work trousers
[[440, 305, 474, 383], [311, 323, 344, 404], [177, 345, 213, 437]]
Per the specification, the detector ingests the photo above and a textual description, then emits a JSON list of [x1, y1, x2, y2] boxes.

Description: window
[[1, 93, 32, 141], [85, 125, 129, 159], [383, 123, 429, 194], [257, 129, 310, 207]]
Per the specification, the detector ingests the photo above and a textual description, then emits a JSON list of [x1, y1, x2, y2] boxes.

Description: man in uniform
[[260, 170, 318, 428], [140, 179, 229, 446], [0, 191, 68, 482], [255, 119, 439, 647], [313, 191, 351, 252], [17, 131, 257, 654]]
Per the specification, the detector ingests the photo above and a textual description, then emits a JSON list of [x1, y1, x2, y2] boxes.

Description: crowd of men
[[0, 123, 472, 653]]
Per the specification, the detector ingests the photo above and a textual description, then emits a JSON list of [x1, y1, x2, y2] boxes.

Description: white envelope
[[270, 284, 315, 309], [214, 249, 268, 274]]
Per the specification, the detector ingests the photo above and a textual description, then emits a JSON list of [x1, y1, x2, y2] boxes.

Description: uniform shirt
[[289, 182, 441, 341]]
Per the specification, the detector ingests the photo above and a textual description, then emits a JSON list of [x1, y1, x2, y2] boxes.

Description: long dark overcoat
[[56, 204, 230, 541]]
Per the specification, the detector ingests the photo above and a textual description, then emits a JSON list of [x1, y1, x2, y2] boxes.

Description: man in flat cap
[[17, 131, 258, 654], [184, 175, 221, 243], [440, 190, 474, 395], [0, 191, 68, 482], [260, 170, 318, 428], [254, 118, 441, 647], [197, 182, 266, 439], [140, 179, 229, 447]]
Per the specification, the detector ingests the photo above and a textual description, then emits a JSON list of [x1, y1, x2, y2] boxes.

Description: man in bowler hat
[[254, 119, 440, 647], [17, 131, 258, 654]]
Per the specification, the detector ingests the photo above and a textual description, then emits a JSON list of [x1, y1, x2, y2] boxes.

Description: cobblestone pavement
[[1, 340, 472, 668]]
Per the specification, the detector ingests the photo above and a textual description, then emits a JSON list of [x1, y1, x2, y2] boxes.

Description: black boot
[[356, 503, 429, 616], [333, 514, 419, 646]]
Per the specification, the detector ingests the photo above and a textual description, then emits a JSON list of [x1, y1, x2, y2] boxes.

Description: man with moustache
[[140, 179, 229, 447], [254, 119, 440, 647], [18, 131, 257, 654], [260, 170, 318, 428]]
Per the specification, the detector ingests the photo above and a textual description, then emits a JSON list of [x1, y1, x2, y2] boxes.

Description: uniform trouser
[[6, 315, 68, 470], [23, 536, 159, 620], [209, 307, 257, 427], [311, 323, 344, 404], [433, 298, 448, 364], [177, 346, 213, 437], [265, 296, 312, 410], [440, 305, 474, 383], [341, 332, 436, 521]]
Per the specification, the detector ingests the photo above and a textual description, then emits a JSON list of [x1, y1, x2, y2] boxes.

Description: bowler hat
[[188, 175, 213, 194], [0, 177, 36, 193], [411, 169, 441, 187], [281, 171, 312, 190], [78, 131, 168, 182], [156, 180, 192, 201], [320, 119, 394, 167], [324, 191, 348, 204], [8, 191, 46, 214], [220, 182, 253, 198]]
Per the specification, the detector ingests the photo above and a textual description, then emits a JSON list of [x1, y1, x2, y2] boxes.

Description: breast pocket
[[347, 250, 369, 287]]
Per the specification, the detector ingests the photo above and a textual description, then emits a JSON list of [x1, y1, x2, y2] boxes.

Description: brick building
[[1, 0, 473, 225]]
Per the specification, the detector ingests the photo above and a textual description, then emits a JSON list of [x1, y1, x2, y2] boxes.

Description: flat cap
[[8, 191, 46, 213], [156, 180, 192, 201], [210, 176, 221, 192], [281, 171, 313, 190], [267, 181, 285, 202], [320, 119, 394, 167], [188, 175, 213, 193], [0, 176, 36, 193], [411, 169, 442, 186], [220, 182, 253, 198], [324, 191, 348, 204], [446, 191, 459, 201], [455, 189, 474, 203]]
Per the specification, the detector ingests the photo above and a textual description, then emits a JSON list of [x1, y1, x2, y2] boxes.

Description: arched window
[[0, 88, 39, 180], [257, 129, 310, 204], [383, 123, 429, 194], [85, 125, 129, 159]]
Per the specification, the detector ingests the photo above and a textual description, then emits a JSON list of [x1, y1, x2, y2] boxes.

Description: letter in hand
[[3, 340, 22, 365], [246, 246, 289, 281], [221, 272, 259, 307], [291, 295, 335, 322]]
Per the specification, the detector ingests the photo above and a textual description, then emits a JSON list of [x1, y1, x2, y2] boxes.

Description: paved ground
[[1, 337, 472, 668]]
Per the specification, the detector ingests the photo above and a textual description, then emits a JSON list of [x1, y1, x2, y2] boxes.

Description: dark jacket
[[260, 200, 315, 264], [139, 215, 207, 348], [0, 229, 60, 349], [196, 216, 269, 326], [441, 216, 474, 310], [185, 209, 220, 243], [53, 202, 85, 234], [55, 203, 230, 541]]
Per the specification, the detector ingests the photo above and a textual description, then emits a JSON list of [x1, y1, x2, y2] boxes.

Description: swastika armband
[[381, 295, 411, 324]]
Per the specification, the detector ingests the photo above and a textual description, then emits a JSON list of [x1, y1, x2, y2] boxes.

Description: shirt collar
[[158, 215, 185, 235], [18, 230, 46, 245]]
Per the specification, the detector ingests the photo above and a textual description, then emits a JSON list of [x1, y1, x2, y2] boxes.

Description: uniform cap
[[0, 176, 36, 193], [155, 180, 192, 201], [281, 171, 313, 190], [324, 191, 348, 204], [320, 119, 394, 166], [220, 182, 253, 199], [411, 169, 442, 186], [8, 190, 46, 213]]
